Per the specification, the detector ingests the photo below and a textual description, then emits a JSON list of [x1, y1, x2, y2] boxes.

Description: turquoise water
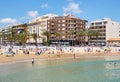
[[0, 58, 120, 82]]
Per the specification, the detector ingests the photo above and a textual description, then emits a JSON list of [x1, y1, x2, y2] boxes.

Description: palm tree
[[67, 29, 75, 46], [85, 30, 93, 45], [42, 30, 50, 46], [41, 37, 46, 45], [54, 32, 60, 45], [77, 29, 85, 45], [5, 28, 17, 46], [31, 33, 38, 46], [5, 34, 13, 46], [15, 31, 29, 46], [91, 30, 99, 45], [85, 29, 100, 45]]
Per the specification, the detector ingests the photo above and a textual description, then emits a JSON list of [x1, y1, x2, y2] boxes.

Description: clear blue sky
[[0, 0, 120, 27]]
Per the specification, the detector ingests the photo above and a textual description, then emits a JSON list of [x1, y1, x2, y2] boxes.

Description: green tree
[[31, 33, 39, 46], [67, 29, 75, 46], [54, 32, 60, 45], [15, 31, 29, 46], [93, 30, 99, 39], [91, 30, 99, 45], [84, 30, 93, 45], [77, 29, 85, 45], [42, 31, 50, 46], [5, 28, 17, 46], [5, 34, 13, 46]]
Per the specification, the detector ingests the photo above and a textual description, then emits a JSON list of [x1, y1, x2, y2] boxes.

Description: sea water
[[0, 58, 120, 82]]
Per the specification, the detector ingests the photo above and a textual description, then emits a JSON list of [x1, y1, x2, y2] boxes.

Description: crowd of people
[[0, 45, 120, 58], [0, 45, 120, 64]]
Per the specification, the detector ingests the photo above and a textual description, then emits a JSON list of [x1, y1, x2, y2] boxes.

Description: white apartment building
[[89, 18, 120, 46], [27, 14, 58, 44], [0, 25, 14, 45], [0, 24, 28, 45]]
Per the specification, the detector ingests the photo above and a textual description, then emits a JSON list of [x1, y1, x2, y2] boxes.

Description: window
[[104, 22, 107, 25], [74, 25, 76, 27], [51, 37, 54, 39], [58, 28, 60, 30], [95, 22, 102, 26], [62, 36, 65, 38], [51, 25, 54, 27], [62, 28, 65, 30], [74, 20, 76, 23], [58, 20, 61, 22], [62, 24, 65, 26], [58, 24, 61, 26], [62, 20, 65, 22], [91, 23, 94, 25], [51, 23, 54, 25]]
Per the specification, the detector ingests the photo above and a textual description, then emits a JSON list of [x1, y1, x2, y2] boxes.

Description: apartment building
[[47, 14, 87, 45], [89, 18, 120, 46], [0, 24, 28, 45], [0, 26, 10, 45], [27, 14, 58, 44]]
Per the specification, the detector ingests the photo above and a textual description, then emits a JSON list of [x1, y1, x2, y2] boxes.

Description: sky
[[0, 0, 120, 27]]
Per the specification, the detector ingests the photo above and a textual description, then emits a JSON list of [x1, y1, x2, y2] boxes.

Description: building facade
[[0, 26, 11, 45], [47, 14, 87, 45], [0, 24, 28, 45], [89, 18, 120, 46], [27, 14, 58, 44]]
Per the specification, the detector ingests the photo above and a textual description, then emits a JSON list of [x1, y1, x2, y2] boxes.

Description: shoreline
[[0, 52, 120, 65], [0, 56, 103, 66]]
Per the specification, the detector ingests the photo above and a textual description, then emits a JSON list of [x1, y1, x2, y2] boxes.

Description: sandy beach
[[0, 46, 120, 64], [0, 48, 120, 63]]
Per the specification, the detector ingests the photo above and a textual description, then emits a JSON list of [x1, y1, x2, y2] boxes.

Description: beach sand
[[0, 49, 120, 64]]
